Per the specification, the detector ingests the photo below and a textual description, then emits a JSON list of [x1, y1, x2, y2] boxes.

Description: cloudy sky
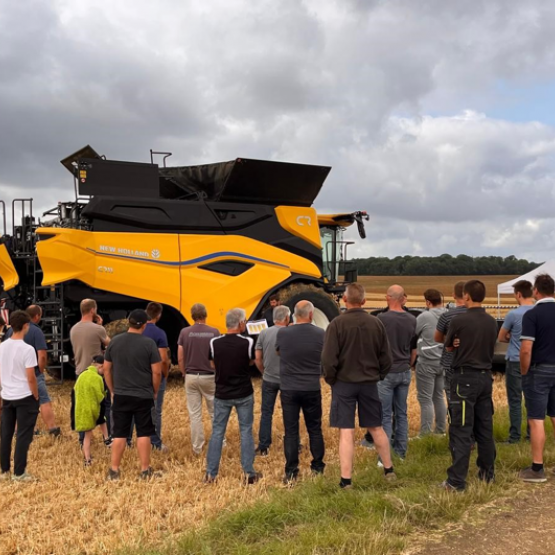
[[1, 0, 555, 261]]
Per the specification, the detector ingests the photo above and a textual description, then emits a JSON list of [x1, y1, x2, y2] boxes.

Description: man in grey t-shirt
[[275, 301, 325, 482], [377, 285, 416, 459], [254, 305, 291, 456]]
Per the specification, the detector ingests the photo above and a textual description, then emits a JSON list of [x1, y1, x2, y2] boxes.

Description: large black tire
[[277, 284, 340, 330]]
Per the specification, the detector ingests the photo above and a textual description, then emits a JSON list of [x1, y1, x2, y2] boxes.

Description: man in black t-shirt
[[442, 280, 497, 491], [205, 308, 261, 484], [104, 309, 162, 480], [519, 274, 555, 483]]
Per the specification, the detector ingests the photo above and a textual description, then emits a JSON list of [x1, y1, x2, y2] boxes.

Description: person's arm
[[378, 328, 393, 380], [255, 349, 264, 373], [498, 327, 511, 343], [26, 367, 38, 400], [321, 322, 340, 385], [159, 348, 170, 378], [100, 328, 111, 347], [410, 349, 417, 368], [434, 314, 447, 343], [151, 361, 162, 396], [104, 360, 114, 395], [178, 345, 186, 376], [248, 337, 255, 367], [520, 340, 533, 375], [444, 322, 457, 352], [37, 350, 47, 374], [498, 311, 513, 343]]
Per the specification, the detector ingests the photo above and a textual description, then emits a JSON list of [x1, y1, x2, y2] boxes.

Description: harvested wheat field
[[358, 275, 519, 317], [0, 373, 510, 555]]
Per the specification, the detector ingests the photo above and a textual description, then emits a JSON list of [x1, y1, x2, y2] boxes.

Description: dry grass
[[0, 373, 510, 555]]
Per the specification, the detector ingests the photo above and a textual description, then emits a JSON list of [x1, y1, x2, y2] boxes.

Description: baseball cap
[[129, 309, 148, 326], [92, 354, 105, 365]]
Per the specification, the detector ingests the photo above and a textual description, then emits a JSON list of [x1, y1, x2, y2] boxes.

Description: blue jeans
[[151, 376, 167, 448], [206, 394, 255, 478], [258, 380, 280, 450], [378, 370, 411, 458]]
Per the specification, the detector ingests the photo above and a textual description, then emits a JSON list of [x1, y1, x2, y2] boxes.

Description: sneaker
[[255, 447, 269, 457], [12, 472, 36, 482], [384, 471, 398, 482], [48, 427, 61, 438], [152, 444, 170, 453], [519, 466, 547, 483], [360, 437, 376, 450], [140, 467, 163, 480], [247, 472, 263, 485], [0, 472, 11, 481], [103, 437, 113, 448], [438, 480, 463, 492], [339, 481, 353, 490], [106, 468, 120, 481], [203, 474, 216, 484], [34, 429, 44, 437]]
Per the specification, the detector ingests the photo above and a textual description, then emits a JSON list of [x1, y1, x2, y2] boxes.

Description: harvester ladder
[[34, 283, 66, 385]]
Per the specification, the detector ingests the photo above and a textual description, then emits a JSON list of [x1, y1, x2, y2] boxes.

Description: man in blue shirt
[[519, 274, 555, 482], [5, 305, 61, 437], [498, 280, 534, 443], [143, 302, 170, 452]]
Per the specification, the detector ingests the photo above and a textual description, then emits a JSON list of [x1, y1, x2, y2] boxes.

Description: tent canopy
[[497, 260, 554, 294]]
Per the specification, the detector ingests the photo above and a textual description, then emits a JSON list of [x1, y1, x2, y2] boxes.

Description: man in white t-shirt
[[0, 310, 40, 481]]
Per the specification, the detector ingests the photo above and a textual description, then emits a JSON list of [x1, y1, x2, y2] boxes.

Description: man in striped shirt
[[434, 281, 467, 401]]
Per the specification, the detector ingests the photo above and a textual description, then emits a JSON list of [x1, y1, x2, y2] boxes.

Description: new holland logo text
[[99, 245, 159, 258]]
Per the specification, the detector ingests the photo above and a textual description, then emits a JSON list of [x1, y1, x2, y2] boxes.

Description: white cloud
[[1, 0, 555, 260]]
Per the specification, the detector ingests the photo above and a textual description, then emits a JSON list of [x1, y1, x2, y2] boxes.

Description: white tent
[[497, 260, 555, 307]]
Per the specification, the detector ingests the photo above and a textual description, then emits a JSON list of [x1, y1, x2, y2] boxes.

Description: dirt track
[[410, 482, 555, 555]]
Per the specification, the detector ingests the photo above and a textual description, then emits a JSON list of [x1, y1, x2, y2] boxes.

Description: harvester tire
[[277, 284, 339, 330]]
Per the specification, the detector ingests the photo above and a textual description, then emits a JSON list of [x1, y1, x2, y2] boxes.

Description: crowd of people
[[0, 275, 554, 490]]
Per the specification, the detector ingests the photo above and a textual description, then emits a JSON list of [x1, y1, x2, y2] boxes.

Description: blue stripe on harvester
[[86, 248, 289, 269]]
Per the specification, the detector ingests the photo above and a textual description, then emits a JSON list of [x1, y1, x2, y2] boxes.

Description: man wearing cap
[[103, 309, 162, 480]]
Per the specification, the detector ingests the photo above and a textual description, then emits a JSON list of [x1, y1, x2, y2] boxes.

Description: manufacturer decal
[[99, 245, 154, 258], [296, 216, 312, 227]]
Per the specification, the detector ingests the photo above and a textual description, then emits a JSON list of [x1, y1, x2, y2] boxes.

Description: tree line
[[352, 254, 541, 276]]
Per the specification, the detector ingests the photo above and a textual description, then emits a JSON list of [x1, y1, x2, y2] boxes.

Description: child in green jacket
[[73, 355, 109, 465]]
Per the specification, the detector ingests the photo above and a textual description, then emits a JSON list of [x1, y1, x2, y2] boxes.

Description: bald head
[[294, 300, 314, 323], [386, 285, 406, 311]]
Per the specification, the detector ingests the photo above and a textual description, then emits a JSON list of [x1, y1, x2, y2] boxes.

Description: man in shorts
[[519, 274, 555, 482], [322, 283, 396, 488], [5, 305, 60, 436], [104, 309, 162, 480]]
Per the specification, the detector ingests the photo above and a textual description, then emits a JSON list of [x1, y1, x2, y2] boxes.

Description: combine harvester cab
[[0, 146, 368, 377]]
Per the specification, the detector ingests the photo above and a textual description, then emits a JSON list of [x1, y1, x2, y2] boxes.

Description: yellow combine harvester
[[0, 146, 368, 376]]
